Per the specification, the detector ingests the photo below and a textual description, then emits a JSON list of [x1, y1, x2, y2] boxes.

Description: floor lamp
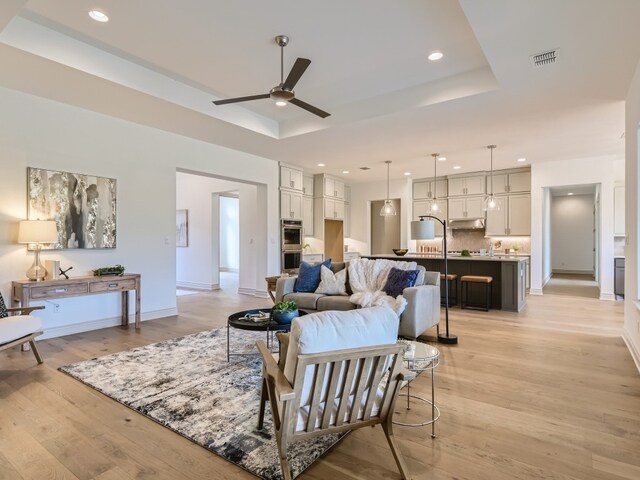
[[410, 216, 458, 344]]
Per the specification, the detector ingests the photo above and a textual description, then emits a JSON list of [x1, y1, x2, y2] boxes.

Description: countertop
[[366, 254, 529, 263]]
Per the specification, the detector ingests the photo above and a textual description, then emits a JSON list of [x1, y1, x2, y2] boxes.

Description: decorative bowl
[[272, 308, 299, 324], [393, 249, 408, 256]]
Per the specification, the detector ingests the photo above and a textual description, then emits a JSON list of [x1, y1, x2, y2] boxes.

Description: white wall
[[176, 174, 247, 290], [219, 196, 239, 272], [531, 156, 616, 299], [551, 194, 595, 273], [0, 86, 279, 339], [624, 58, 640, 370]]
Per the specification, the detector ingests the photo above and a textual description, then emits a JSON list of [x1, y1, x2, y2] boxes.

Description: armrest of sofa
[[399, 284, 440, 338], [275, 276, 298, 303]]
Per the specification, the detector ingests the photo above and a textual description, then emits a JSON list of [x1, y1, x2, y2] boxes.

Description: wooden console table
[[11, 274, 142, 328]]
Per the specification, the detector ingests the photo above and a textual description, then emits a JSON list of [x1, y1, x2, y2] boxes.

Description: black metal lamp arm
[[415, 216, 457, 344]]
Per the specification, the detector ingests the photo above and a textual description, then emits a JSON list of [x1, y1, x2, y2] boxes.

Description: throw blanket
[[348, 258, 418, 316]]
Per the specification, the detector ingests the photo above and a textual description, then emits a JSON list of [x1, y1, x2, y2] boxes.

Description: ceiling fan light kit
[[213, 35, 330, 118]]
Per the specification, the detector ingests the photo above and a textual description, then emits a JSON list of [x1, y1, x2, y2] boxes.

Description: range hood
[[448, 218, 485, 230]]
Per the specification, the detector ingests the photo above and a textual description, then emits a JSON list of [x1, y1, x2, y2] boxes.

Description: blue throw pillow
[[295, 259, 331, 293], [383, 268, 419, 298]]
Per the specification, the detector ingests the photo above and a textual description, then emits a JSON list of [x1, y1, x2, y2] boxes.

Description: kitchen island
[[364, 254, 528, 312]]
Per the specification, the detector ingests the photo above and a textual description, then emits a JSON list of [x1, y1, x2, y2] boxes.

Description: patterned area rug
[[59, 328, 344, 480]]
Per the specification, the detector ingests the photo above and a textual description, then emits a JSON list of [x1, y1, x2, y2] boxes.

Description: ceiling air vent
[[530, 49, 558, 68]]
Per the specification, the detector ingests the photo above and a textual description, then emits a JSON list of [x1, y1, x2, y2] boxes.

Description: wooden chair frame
[[0, 305, 44, 364], [257, 340, 415, 480]]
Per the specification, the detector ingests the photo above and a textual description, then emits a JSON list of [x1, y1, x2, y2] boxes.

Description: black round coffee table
[[226, 308, 307, 361]]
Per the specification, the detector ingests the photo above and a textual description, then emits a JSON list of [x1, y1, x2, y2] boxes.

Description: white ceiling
[[0, 0, 638, 183]]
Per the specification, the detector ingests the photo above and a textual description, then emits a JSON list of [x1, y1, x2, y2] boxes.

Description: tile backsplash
[[417, 230, 530, 253]]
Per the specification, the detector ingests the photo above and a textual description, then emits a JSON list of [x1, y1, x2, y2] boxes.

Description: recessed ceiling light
[[404, 172, 411, 176], [275, 100, 287, 107], [342, 170, 350, 174], [567, 192, 574, 196], [317, 163, 325, 167], [453, 165, 461, 170], [428, 51, 444, 61], [438, 156, 447, 161], [517, 157, 527, 162], [88, 9, 109, 22]]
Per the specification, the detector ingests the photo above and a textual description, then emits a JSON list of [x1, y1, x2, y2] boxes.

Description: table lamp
[[18, 220, 58, 281], [410, 216, 457, 344]]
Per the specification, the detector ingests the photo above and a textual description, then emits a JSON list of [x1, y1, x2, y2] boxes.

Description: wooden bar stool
[[460, 275, 493, 311], [440, 273, 458, 307]]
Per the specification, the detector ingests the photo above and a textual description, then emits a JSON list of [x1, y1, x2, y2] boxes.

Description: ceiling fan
[[212, 35, 330, 118]]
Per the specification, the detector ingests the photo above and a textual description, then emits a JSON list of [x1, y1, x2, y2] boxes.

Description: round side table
[[394, 341, 440, 438]]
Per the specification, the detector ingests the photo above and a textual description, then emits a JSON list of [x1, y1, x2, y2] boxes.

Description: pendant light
[[483, 145, 500, 211], [380, 160, 397, 216], [428, 153, 441, 212]]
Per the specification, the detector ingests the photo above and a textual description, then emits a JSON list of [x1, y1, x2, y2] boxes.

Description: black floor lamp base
[[438, 333, 458, 345]]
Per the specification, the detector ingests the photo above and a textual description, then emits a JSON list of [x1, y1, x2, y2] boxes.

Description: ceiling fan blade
[[282, 58, 311, 91], [290, 98, 331, 118], [213, 93, 270, 105]]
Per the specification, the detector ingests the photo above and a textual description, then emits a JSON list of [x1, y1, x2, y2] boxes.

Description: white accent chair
[[256, 306, 414, 480], [0, 292, 44, 364]]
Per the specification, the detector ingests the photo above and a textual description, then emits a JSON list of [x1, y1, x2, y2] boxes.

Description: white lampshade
[[410, 219, 435, 240], [18, 220, 58, 244]]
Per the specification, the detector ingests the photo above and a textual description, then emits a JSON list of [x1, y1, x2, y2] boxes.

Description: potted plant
[[272, 300, 299, 324]]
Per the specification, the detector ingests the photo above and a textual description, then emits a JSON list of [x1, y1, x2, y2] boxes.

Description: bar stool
[[460, 275, 493, 311], [440, 273, 458, 306]]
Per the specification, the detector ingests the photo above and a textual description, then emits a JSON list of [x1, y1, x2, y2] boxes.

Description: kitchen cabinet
[[302, 197, 314, 236], [413, 179, 448, 199], [448, 174, 485, 197], [485, 193, 530, 236], [344, 185, 351, 203], [324, 177, 345, 199], [302, 174, 314, 197], [303, 253, 324, 264], [344, 203, 351, 237], [448, 196, 484, 220], [615, 257, 625, 297], [344, 251, 360, 261], [281, 191, 302, 219], [413, 200, 447, 236], [614, 186, 625, 235], [324, 198, 345, 220], [280, 165, 303, 192], [488, 171, 530, 194]]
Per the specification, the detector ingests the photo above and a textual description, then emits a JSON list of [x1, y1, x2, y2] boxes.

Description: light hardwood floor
[[0, 289, 638, 480]]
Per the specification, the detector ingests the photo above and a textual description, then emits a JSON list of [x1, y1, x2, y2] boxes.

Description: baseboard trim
[[176, 281, 219, 291], [529, 288, 543, 295], [39, 307, 179, 340], [622, 327, 640, 374], [238, 287, 256, 296], [599, 293, 616, 301], [254, 290, 270, 299], [552, 269, 595, 275]]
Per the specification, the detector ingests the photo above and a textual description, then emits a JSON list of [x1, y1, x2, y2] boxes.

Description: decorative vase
[[272, 309, 298, 324]]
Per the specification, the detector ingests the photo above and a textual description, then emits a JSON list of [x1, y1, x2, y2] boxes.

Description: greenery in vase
[[512, 244, 520, 252], [273, 300, 298, 313], [92, 264, 126, 276]]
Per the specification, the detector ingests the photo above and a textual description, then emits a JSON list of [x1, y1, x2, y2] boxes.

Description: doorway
[[370, 199, 401, 254], [544, 184, 599, 298], [219, 194, 239, 292]]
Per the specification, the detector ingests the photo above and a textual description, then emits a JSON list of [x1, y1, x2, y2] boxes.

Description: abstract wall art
[[27, 167, 117, 249], [176, 209, 188, 247]]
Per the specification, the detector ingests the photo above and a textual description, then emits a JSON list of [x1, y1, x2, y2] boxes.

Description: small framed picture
[[176, 209, 188, 247]]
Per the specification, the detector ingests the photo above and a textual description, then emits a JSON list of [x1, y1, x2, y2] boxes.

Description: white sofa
[[275, 261, 440, 338]]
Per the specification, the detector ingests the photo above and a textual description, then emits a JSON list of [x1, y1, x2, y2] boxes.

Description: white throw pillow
[[315, 265, 347, 295]]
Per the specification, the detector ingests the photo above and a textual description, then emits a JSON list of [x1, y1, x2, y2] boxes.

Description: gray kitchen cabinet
[[448, 196, 483, 220], [489, 171, 530, 193], [302, 174, 314, 197], [324, 198, 345, 220], [281, 191, 302, 219], [413, 179, 448, 199], [280, 165, 303, 192], [485, 193, 530, 236], [302, 197, 314, 236], [413, 200, 447, 236], [448, 174, 485, 196]]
